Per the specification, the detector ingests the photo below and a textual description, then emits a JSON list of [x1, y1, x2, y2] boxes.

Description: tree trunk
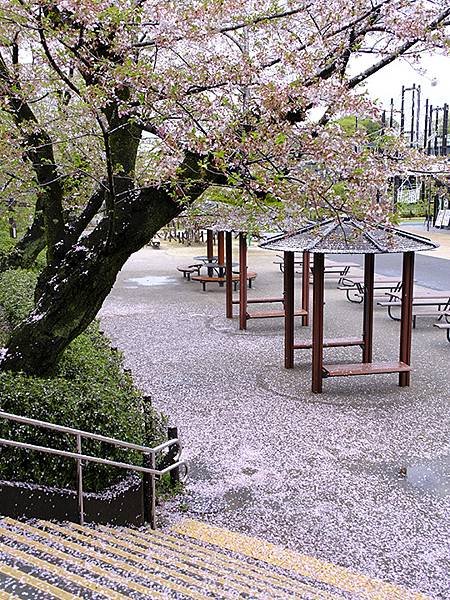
[[1, 186, 184, 375]]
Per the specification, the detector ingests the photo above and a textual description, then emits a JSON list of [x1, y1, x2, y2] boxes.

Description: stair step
[[0, 516, 427, 600]]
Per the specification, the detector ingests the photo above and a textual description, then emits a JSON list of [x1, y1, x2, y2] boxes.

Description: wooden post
[[206, 229, 215, 277], [301, 250, 310, 326], [362, 253, 375, 363], [217, 231, 224, 263], [225, 231, 233, 319], [312, 253, 325, 393], [206, 229, 214, 260], [239, 233, 247, 330], [284, 251, 295, 369], [399, 251, 415, 387]]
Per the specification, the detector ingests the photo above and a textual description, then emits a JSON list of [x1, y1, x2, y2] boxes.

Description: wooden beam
[[284, 251, 295, 368], [312, 253, 325, 393], [399, 251, 415, 387], [225, 231, 233, 319], [302, 250, 310, 326], [362, 254, 375, 363], [217, 231, 225, 264], [239, 233, 247, 330], [206, 229, 214, 261]]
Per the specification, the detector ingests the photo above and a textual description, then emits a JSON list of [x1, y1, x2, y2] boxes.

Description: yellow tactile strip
[[1, 518, 200, 600], [105, 524, 342, 600], [66, 521, 293, 600], [0, 533, 129, 600], [39, 519, 234, 599], [172, 520, 431, 600], [0, 560, 75, 600]]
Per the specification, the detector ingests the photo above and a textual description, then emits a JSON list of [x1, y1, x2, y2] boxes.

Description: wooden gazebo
[[218, 227, 309, 330], [193, 202, 311, 331], [260, 217, 438, 393]]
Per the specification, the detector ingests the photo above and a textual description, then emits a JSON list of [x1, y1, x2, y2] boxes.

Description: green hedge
[[0, 269, 166, 492]]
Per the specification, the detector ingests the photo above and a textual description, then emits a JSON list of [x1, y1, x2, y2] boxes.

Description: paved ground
[[100, 229, 449, 599]]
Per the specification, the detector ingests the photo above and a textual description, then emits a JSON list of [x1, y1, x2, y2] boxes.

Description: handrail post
[[143, 451, 156, 528], [168, 426, 180, 485], [76, 434, 84, 525]]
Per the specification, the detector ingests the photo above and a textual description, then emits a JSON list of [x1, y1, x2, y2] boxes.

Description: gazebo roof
[[183, 199, 309, 235], [259, 217, 439, 254]]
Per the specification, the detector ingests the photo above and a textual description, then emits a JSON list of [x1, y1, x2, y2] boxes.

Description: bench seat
[[323, 361, 411, 378], [177, 264, 202, 280]]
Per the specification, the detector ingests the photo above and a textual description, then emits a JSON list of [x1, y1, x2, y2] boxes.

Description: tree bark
[[1, 185, 185, 375]]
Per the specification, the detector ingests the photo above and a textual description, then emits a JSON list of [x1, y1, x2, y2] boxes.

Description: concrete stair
[[0, 517, 429, 599]]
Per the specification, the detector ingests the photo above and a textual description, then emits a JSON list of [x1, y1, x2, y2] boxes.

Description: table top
[[194, 255, 218, 263], [202, 262, 239, 269]]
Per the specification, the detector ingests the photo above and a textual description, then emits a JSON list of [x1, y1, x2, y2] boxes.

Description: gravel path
[[100, 241, 449, 599]]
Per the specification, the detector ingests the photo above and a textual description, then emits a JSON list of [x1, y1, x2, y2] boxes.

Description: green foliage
[[0, 269, 37, 327], [0, 269, 167, 493], [337, 115, 383, 138], [397, 201, 427, 218]]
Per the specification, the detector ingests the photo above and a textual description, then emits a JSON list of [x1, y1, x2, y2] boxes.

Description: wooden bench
[[433, 322, 450, 342], [322, 361, 411, 378], [192, 272, 257, 291], [177, 264, 202, 280]]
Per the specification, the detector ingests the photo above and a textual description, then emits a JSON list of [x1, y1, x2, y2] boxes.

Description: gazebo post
[[399, 251, 415, 387], [312, 253, 325, 393], [284, 251, 295, 369], [225, 231, 233, 319], [217, 231, 225, 276], [206, 229, 214, 276], [362, 254, 375, 363], [239, 233, 248, 330], [206, 228, 214, 259], [301, 250, 310, 326]]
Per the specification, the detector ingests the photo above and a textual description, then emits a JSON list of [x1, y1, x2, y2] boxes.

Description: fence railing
[[0, 410, 186, 528]]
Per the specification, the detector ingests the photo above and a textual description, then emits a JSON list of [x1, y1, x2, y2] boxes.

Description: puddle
[[346, 455, 449, 496], [403, 459, 449, 495], [125, 275, 176, 287]]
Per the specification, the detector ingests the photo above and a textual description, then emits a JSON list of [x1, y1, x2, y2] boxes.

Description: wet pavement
[[100, 236, 449, 599]]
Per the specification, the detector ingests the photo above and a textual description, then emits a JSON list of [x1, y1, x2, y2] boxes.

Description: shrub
[[0, 269, 166, 492]]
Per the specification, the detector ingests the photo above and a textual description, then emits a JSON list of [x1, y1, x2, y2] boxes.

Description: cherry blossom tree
[[0, 0, 449, 374]]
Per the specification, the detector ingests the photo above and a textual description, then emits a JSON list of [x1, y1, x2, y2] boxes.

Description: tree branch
[[0, 51, 66, 264]]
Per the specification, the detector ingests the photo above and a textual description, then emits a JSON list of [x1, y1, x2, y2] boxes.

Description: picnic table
[[273, 254, 359, 284], [338, 274, 403, 303], [201, 262, 238, 277], [378, 289, 450, 328]]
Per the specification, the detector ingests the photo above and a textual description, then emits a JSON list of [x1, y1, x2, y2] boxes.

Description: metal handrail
[[0, 410, 186, 528], [0, 410, 175, 454]]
